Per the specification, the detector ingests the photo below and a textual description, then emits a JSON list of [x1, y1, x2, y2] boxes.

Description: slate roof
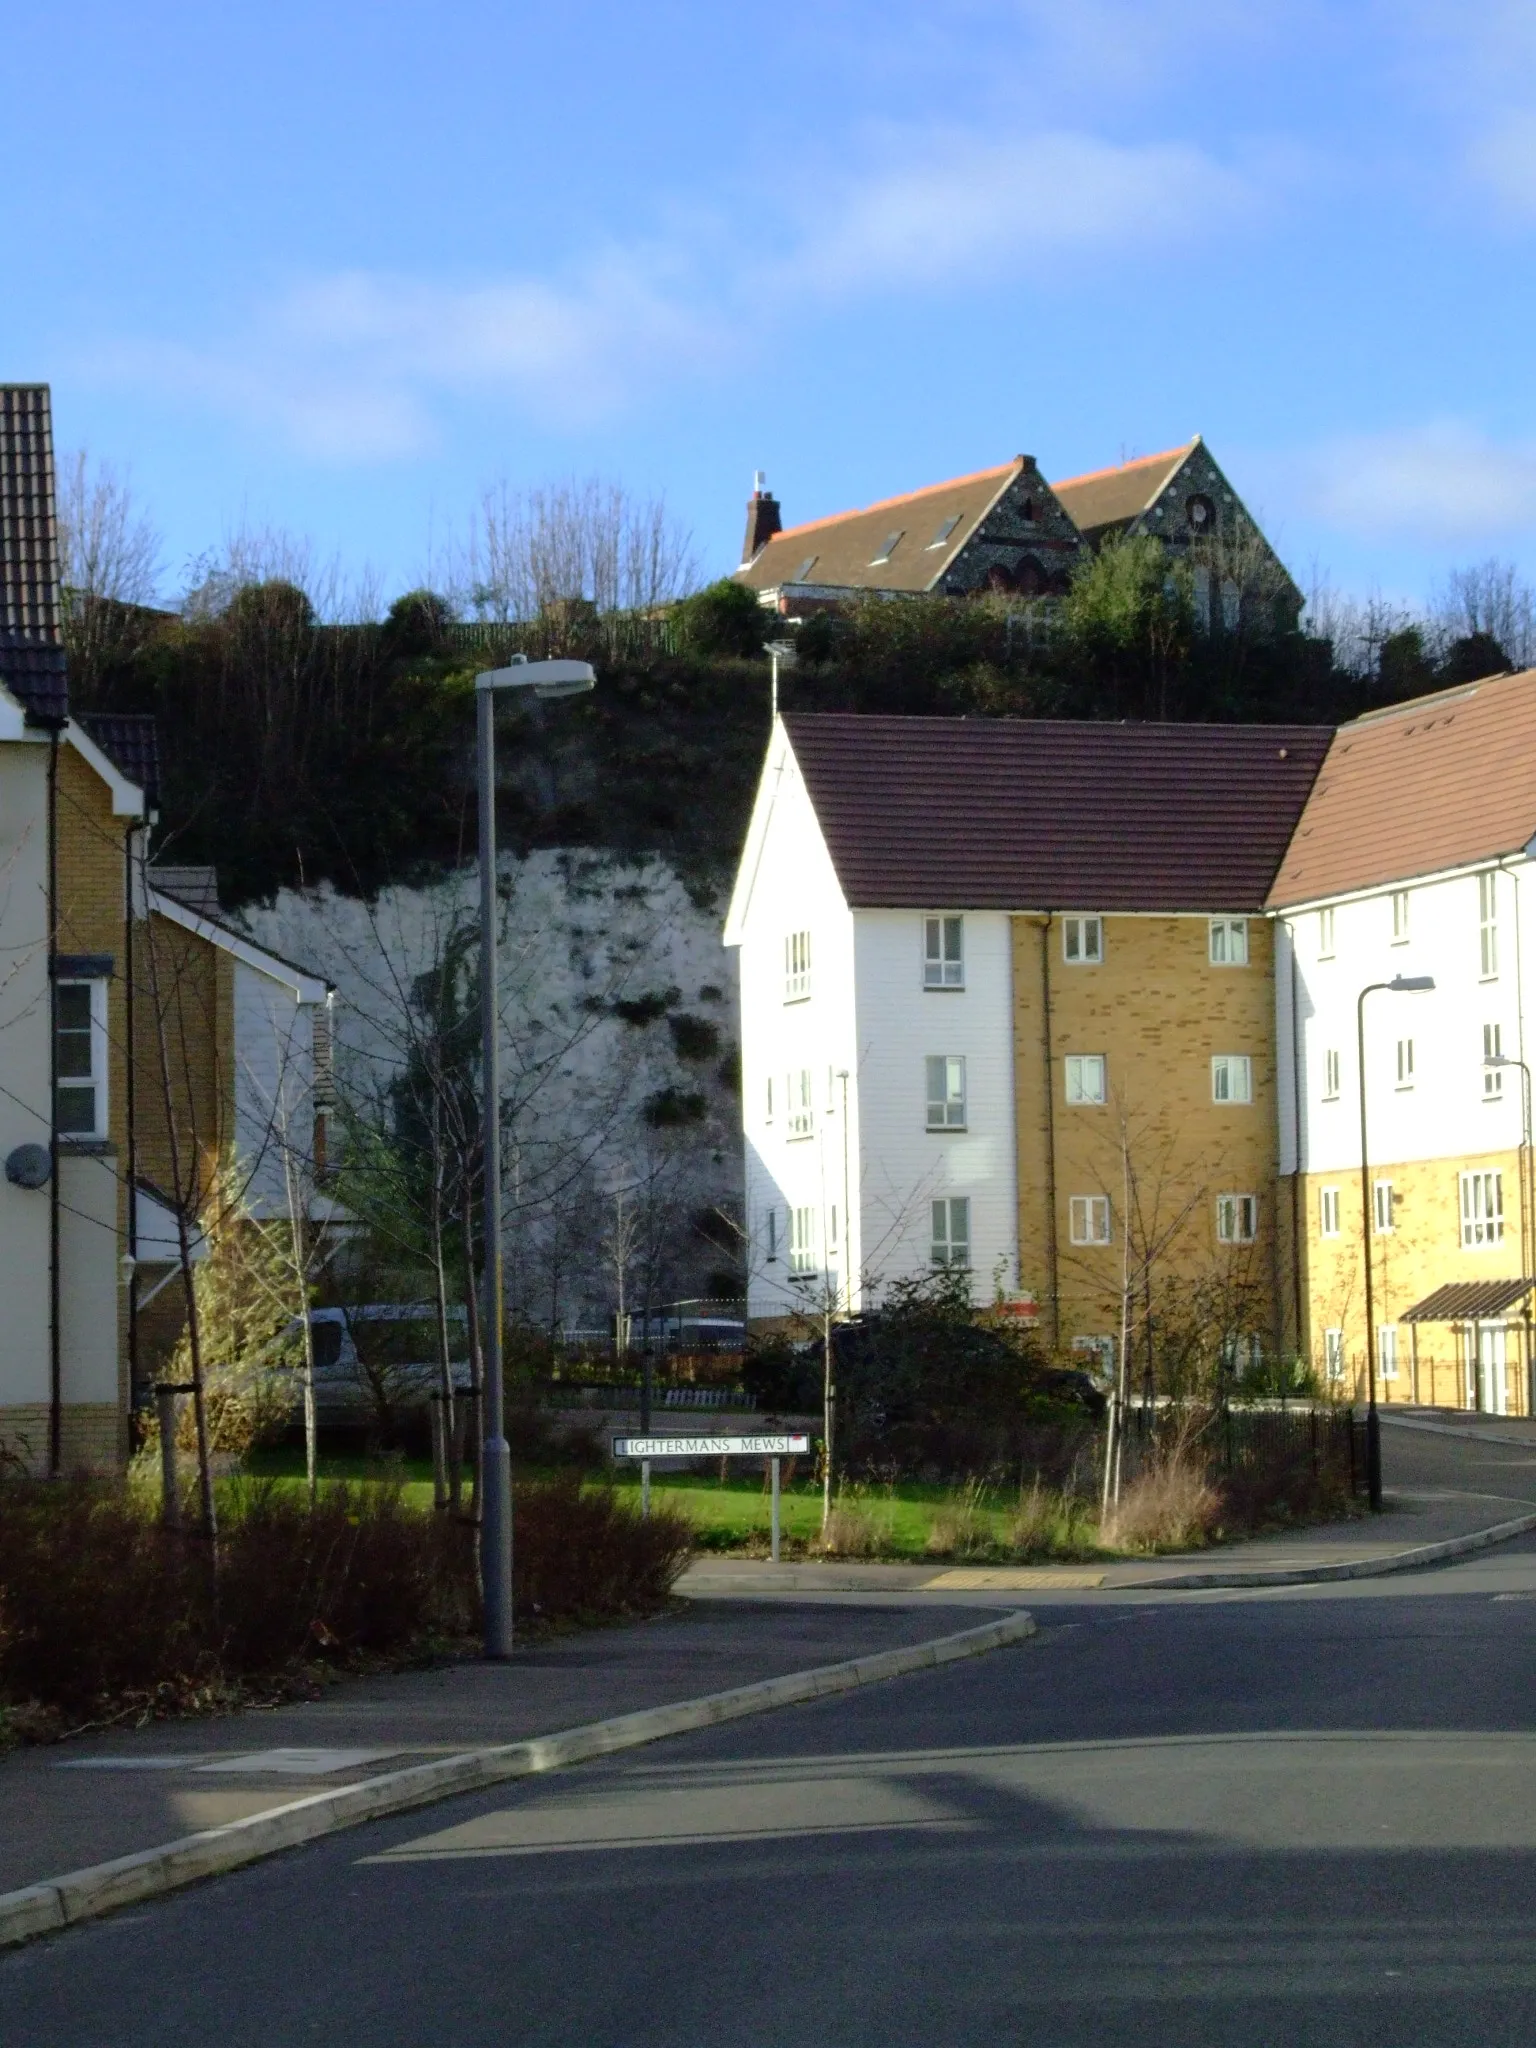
[[1050, 445, 1192, 542], [735, 461, 1025, 594], [1267, 667, 1536, 909], [0, 384, 68, 724], [783, 712, 1333, 912], [79, 713, 161, 804]]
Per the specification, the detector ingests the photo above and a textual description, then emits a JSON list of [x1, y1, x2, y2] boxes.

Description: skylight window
[[790, 555, 818, 582], [870, 530, 903, 565], [927, 515, 962, 550]]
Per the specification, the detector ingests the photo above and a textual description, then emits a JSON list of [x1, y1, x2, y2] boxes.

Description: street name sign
[[612, 1433, 810, 1459]]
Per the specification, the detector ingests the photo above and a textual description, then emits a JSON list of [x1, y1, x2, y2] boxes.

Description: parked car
[[286, 1304, 472, 1422]]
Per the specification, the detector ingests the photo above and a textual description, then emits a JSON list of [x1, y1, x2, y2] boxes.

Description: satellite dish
[[5, 1143, 52, 1190]]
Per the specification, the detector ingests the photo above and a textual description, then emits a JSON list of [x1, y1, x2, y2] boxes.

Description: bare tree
[[56, 450, 164, 694], [462, 476, 699, 622]]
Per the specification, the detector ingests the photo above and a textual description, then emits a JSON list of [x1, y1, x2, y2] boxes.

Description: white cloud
[[1306, 422, 1536, 541]]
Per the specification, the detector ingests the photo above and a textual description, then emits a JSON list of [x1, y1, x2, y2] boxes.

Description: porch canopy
[[1402, 1279, 1536, 1322]]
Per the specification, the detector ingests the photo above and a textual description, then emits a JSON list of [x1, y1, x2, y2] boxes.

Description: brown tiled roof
[[784, 712, 1332, 911], [1051, 444, 1192, 540], [1267, 667, 1536, 909], [80, 712, 161, 804], [735, 461, 1022, 594], [0, 384, 68, 725]]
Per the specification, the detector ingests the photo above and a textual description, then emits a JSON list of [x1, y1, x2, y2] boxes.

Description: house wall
[[132, 912, 232, 1205], [1277, 856, 1536, 1406], [1012, 911, 1281, 1372], [852, 909, 1017, 1301], [232, 960, 317, 1221]]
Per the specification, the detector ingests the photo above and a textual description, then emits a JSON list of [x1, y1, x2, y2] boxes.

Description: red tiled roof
[[784, 712, 1333, 911]]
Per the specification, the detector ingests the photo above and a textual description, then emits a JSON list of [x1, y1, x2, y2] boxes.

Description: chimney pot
[[741, 477, 782, 564]]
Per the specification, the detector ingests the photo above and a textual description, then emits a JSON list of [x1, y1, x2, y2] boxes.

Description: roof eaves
[[148, 888, 333, 1001]]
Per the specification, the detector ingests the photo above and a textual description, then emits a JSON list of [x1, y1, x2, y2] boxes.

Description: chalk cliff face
[[240, 852, 742, 1331]]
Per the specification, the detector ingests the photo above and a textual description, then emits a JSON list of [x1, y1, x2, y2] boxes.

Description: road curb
[[0, 1609, 1036, 1951], [1133, 1508, 1536, 1591]]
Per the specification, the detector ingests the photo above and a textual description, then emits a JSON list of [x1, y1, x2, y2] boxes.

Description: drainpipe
[[46, 730, 61, 1476], [124, 824, 139, 1408], [1499, 860, 1533, 1415], [1039, 914, 1060, 1350], [1280, 916, 1305, 1373]]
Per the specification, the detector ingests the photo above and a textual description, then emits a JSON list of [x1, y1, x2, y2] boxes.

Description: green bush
[[673, 578, 767, 658]]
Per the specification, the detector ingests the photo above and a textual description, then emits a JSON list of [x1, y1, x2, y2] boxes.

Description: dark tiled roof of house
[[149, 864, 221, 915], [79, 712, 161, 803], [1268, 667, 1536, 908], [783, 712, 1334, 911], [0, 384, 67, 724], [735, 461, 1024, 594], [1050, 444, 1192, 541]]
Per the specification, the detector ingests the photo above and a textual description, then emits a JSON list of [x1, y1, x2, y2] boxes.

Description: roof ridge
[[1345, 672, 1533, 729], [768, 460, 1023, 544], [1050, 443, 1193, 493]]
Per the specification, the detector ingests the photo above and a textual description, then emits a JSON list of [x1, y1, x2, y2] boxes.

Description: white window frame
[[1216, 1193, 1257, 1244], [1318, 906, 1335, 960], [1320, 1186, 1341, 1239], [1064, 1054, 1106, 1105], [1378, 1324, 1399, 1381], [1373, 1180, 1394, 1234], [765, 1075, 774, 1124], [784, 929, 811, 1003], [55, 976, 109, 1141], [925, 1055, 967, 1131], [1480, 871, 1499, 980], [1211, 1054, 1253, 1105], [1395, 1037, 1415, 1091], [1069, 1194, 1111, 1246], [1460, 1170, 1504, 1248], [788, 1205, 817, 1277], [787, 1068, 814, 1140], [1323, 1048, 1341, 1102], [1209, 917, 1248, 966], [1485, 1022, 1504, 1099], [1063, 916, 1103, 966], [1325, 1328, 1345, 1381], [931, 1195, 971, 1269], [922, 915, 965, 990], [1391, 890, 1410, 945], [765, 1207, 779, 1264]]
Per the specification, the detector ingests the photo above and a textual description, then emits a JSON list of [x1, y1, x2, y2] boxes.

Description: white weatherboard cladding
[[232, 961, 316, 1218], [0, 742, 54, 1410], [1278, 858, 1532, 1176], [853, 909, 1017, 1300], [730, 735, 859, 1321]]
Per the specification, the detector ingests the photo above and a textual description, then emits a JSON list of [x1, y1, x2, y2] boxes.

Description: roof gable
[[0, 385, 68, 725], [1050, 444, 1193, 542], [1268, 667, 1536, 908], [782, 713, 1333, 912]]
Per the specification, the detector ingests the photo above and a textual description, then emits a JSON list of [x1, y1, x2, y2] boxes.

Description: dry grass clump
[[1009, 1481, 1100, 1561], [818, 1487, 890, 1558], [925, 1478, 997, 1559], [1100, 1452, 1221, 1552]]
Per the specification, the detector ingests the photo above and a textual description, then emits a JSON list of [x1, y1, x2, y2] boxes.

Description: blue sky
[[8, 0, 1536, 613]]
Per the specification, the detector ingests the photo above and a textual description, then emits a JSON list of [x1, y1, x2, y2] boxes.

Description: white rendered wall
[[852, 909, 1018, 1303], [58, 1152, 120, 1406], [0, 740, 54, 1415], [232, 960, 316, 1218], [1278, 857, 1533, 1176]]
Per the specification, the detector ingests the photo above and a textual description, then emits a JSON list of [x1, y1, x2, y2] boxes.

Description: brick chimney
[[741, 470, 781, 563]]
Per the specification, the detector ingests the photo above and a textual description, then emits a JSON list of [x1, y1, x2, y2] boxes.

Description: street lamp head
[[1388, 974, 1435, 992], [766, 639, 797, 667], [1486, 1053, 1516, 1067], [475, 659, 596, 699]]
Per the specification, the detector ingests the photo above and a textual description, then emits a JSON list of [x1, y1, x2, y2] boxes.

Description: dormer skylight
[[870, 530, 904, 565], [790, 555, 818, 583], [927, 515, 962, 550]]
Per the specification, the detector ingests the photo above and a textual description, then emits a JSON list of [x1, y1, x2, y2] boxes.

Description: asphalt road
[[10, 1539, 1536, 2046]]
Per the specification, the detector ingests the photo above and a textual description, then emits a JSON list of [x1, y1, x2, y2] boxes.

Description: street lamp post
[[1484, 1051, 1535, 1413], [1357, 973, 1435, 1510], [476, 657, 595, 1659]]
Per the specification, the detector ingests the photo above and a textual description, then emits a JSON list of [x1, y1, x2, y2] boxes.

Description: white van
[[292, 1304, 472, 1421]]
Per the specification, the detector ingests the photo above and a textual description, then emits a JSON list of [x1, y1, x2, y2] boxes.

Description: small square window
[[1318, 907, 1335, 959], [1216, 1193, 1257, 1243], [1069, 1194, 1111, 1245], [790, 554, 818, 583], [926, 1055, 967, 1130], [931, 1196, 971, 1269], [1320, 1187, 1341, 1238], [1460, 1170, 1504, 1248], [1209, 917, 1248, 966], [870, 529, 904, 566], [923, 915, 965, 989], [1063, 916, 1103, 965], [1323, 1048, 1341, 1101], [55, 978, 107, 1139], [1064, 1054, 1106, 1105], [1395, 1037, 1414, 1090], [1373, 1180, 1394, 1233], [1391, 891, 1410, 944], [1212, 1054, 1253, 1104], [927, 514, 962, 550]]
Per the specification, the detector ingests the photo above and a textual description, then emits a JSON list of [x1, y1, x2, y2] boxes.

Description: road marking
[[923, 1568, 1106, 1589], [193, 1749, 406, 1776]]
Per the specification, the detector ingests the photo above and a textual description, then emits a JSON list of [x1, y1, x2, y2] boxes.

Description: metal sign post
[[612, 1433, 810, 1558]]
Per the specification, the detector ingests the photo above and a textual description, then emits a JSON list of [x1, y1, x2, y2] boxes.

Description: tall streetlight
[[1358, 973, 1435, 1509], [1484, 1051, 1534, 1413], [476, 657, 595, 1658]]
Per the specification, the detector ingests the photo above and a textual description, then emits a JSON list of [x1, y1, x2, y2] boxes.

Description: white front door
[[1478, 1324, 1509, 1416]]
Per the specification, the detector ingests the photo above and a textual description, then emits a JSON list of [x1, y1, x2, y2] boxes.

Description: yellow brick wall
[[1289, 1148, 1532, 1412], [0, 1403, 124, 1475], [1011, 913, 1280, 1369]]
